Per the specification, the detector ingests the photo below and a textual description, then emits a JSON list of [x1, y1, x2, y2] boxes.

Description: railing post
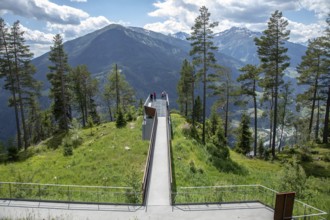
[[67, 186, 70, 202], [9, 183, 12, 199], [38, 184, 41, 200]]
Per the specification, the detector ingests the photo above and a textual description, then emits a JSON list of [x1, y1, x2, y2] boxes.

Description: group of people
[[149, 91, 167, 102]]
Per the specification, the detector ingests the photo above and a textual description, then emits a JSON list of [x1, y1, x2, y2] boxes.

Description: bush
[[206, 143, 229, 160], [323, 153, 330, 162], [189, 160, 197, 173], [7, 146, 18, 161], [300, 152, 313, 162], [116, 107, 127, 128], [279, 158, 307, 198], [62, 135, 73, 156]]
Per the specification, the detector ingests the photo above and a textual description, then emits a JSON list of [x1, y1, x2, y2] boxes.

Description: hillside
[[0, 116, 148, 187], [0, 24, 307, 143], [170, 113, 330, 219]]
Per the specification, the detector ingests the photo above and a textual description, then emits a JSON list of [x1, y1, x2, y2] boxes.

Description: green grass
[[0, 116, 149, 188], [171, 113, 330, 219]]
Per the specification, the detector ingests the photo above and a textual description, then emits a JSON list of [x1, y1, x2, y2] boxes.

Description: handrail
[[165, 97, 173, 205], [0, 182, 132, 189], [173, 184, 327, 219], [141, 110, 158, 205]]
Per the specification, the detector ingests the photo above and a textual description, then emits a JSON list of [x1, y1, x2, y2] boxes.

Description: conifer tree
[[103, 64, 135, 119], [177, 59, 194, 118], [47, 34, 71, 131], [193, 95, 203, 123], [0, 19, 22, 148], [297, 37, 327, 140], [208, 66, 232, 139], [238, 64, 261, 156], [255, 10, 290, 158], [0, 19, 39, 149], [321, 14, 330, 144], [235, 112, 252, 155], [69, 65, 99, 126], [188, 6, 218, 144]]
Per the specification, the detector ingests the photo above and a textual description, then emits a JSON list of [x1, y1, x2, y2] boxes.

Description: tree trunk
[[253, 81, 257, 156], [315, 96, 320, 140], [323, 85, 330, 143], [202, 26, 206, 145], [224, 80, 229, 139], [309, 64, 320, 138]]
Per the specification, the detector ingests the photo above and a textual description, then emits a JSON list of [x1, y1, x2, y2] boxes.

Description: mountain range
[[0, 24, 307, 143]]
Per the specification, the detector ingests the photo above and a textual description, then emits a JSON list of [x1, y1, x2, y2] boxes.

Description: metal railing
[[165, 96, 173, 205], [141, 110, 158, 205], [172, 185, 327, 220], [0, 182, 141, 204]]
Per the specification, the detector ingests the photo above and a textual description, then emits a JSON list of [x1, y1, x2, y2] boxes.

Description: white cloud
[[145, 0, 329, 43], [47, 16, 112, 39], [0, 0, 89, 24], [288, 19, 326, 44], [71, 0, 87, 2]]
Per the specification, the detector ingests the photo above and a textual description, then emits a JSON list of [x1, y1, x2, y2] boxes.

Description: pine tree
[[255, 10, 290, 158], [193, 95, 203, 123], [103, 64, 135, 119], [278, 82, 293, 150], [188, 6, 218, 144], [0, 20, 38, 149], [0, 19, 21, 148], [321, 14, 330, 144], [47, 34, 71, 131], [177, 59, 194, 118], [297, 37, 327, 140], [69, 65, 99, 126], [235, 112, 252, 155], [237, 64, 261, 156], [208, 66, 232, 140]]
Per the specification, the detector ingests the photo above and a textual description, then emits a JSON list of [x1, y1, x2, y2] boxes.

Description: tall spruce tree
[[237, 64, 262, 156], [235, 112, 252, 155], [188, 6, 218, 144], [47, 34, 71, 131], [255, 10, 290, 158], [177, 59, 194, 118]]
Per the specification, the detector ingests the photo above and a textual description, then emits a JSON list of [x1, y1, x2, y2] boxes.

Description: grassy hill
[[170, 113, 330, 219], [0, 116, 149, 187]]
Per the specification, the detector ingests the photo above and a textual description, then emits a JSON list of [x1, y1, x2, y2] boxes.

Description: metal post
[[67, 186, 70, 202], [9, 183, 11, 199], [38, 185, 41, 200]]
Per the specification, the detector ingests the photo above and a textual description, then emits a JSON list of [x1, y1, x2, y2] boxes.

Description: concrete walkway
[[0, 98, 274, 219], [146, 117, 170, 206], [0, 200, 274, 219]]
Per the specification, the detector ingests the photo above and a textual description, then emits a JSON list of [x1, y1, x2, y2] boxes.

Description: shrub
[[116, 107, 127, 128], [323, 153, 330, 162], [7, 146, 18, 161], [62, 135, 73, 156], [279, 158, 307, 198], [300, 153, 313, 162], [189, 160, 197, 173]]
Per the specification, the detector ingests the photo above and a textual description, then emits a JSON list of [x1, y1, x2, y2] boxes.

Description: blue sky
[[1, 0, 329, 57]]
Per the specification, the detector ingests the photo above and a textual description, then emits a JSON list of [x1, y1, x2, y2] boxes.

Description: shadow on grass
[[302, 162, 330, 178]]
